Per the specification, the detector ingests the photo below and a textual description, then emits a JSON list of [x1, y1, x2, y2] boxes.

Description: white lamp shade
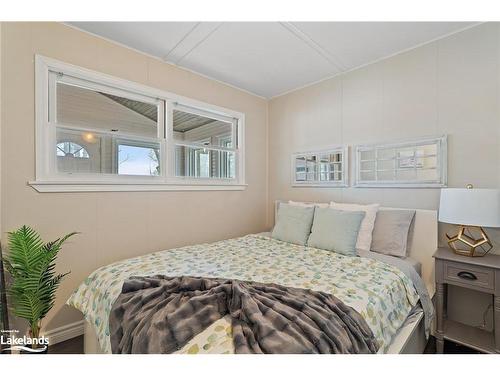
[[439, 188, 500, 227]]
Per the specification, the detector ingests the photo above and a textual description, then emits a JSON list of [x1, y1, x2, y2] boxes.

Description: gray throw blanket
[[109, 275, 379, 354]]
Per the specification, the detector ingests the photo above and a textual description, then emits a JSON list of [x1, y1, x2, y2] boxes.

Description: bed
[[67, 202, 437, 354]]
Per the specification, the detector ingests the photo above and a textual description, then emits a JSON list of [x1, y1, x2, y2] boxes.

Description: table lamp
[[439, 185, 500, 257]]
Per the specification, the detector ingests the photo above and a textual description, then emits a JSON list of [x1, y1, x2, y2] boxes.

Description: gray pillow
[[307, 208, 365, 256], [371, 209, 416, 258], [271, 203, 315, 245]]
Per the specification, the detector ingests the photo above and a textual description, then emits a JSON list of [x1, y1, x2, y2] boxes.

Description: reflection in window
[[219, 137, 235, 179], [56, 134, 95, 174], [173, 107, 236, 179], [187, 140, 211, 178], [57, 82, 158, 138], [56, 142, 90, 158], [54, 80, 162, 177], [118, 143, 160, 176]]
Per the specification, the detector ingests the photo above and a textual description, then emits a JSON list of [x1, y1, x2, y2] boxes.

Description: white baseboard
[[42, 320, 85, 345]]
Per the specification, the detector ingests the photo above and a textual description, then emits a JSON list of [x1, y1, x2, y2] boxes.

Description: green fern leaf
[[4, 226, 77, 337]]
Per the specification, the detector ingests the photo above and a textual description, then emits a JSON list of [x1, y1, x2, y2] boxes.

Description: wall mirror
[[292, 146, 348, 187]]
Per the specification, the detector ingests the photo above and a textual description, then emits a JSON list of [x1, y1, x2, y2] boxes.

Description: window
[[292, 147, 348, 187], [172, 106, 237, 180], [354, 135, 447, 187], [52, 71, 163, 179], [32, 56, 245, 192]]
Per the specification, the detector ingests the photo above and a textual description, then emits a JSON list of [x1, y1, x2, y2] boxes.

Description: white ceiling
[[69, 22, 478, 98]]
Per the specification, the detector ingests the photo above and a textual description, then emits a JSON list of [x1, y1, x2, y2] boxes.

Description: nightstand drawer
[[443, 261, 495, 292]]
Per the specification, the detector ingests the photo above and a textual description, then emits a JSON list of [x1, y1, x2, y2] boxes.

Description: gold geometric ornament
[[446, 226, 493, 257]]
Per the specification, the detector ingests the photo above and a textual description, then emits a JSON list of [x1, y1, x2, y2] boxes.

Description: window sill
[[28, 181, 248, 193]]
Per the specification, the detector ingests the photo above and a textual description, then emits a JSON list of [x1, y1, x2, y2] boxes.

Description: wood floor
[[49, 335, 84, 354], [48, 335, 482, 354]]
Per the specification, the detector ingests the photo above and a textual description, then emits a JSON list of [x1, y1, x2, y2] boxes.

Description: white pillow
[[329, 201, 380, 252], [288, 200, 329, 208]]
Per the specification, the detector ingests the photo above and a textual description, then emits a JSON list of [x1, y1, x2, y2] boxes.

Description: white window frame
[[291, 146, 348, 187], [353, 135, 448, 188], [31, 55, 246, 192]]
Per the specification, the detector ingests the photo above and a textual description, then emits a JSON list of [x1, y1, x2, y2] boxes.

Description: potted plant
[[3, 226, 77, 353]]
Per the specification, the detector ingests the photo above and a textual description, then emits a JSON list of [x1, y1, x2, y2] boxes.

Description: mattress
[[67, 234, 422, 354]]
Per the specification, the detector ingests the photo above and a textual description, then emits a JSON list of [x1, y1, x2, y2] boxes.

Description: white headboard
[[274, 201, 437, 296]]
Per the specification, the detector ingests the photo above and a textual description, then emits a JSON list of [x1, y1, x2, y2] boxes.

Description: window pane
[[56, 128, 104, 174], [57, 141, 89, 159], [173, 109, 232, 147], [218, 149, 235, 179], [175, 145, 235, 179], [57, 82, 158, 138], [56, 127, 160, 176], [118, 143, 160, 176], [328, 171, 342, 181]]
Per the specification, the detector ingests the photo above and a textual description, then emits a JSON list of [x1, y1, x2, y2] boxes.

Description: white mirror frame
[[291, 146, 348, 188], [353, 135, 448, 188]]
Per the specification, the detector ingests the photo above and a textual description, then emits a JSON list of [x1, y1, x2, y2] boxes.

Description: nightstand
[[434, 248, 500, 354]]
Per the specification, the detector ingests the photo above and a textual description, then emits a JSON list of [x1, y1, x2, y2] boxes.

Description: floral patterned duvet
[[67, 234, 420, 354]]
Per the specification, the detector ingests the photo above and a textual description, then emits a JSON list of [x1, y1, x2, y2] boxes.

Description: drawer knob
[[457, 271, 477, 281]]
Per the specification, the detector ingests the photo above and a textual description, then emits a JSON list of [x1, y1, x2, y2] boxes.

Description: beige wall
[[268, 23, 500, 329], [0, 22, 269, 332]]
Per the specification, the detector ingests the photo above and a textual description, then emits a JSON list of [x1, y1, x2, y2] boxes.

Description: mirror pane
[[377, 159, 395, 171], [360, 150, 375, 161], [377, 148, 396, 160], [377, 170, 395, 181], [396, 169, 417, 181], [360, 160, 375, 171]]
